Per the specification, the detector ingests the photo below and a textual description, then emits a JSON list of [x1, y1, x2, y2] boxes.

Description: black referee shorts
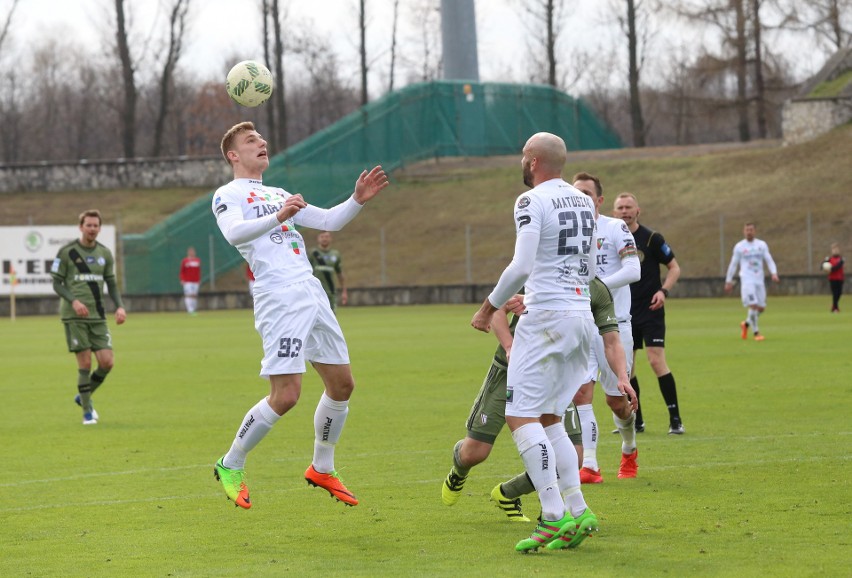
[[631, 305, 666, 349]]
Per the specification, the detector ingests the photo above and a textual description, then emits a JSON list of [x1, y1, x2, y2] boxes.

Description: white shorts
[[253, 277, 349, 377], [584, 321, 634, 397], [740, 283, 766, 308], [182, 282, 199, 296], [506, 309, 594, 418]]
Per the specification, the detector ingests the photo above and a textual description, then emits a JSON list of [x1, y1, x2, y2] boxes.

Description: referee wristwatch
[[660, 288, 669, 297]]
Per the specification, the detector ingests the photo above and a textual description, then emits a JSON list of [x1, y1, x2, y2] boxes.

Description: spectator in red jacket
[[824, 243, 845, 313], [179, 247, 202, 314]]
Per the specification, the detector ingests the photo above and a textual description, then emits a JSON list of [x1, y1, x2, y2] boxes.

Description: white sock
[[563, 486, 589, 518], [748, 309, 759, 333], [312, 393, 350, 473], [188, 297, 197, 313], [223, 397, 280, 469], [614, 411, 637, 454], [512, 422, 564, 521], [577, 404, 598, 470], [544, 423, 581, 494]]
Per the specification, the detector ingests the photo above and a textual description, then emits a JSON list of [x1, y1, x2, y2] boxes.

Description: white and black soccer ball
[[822, 261, 833, 272], [226, 60, 273, 107]]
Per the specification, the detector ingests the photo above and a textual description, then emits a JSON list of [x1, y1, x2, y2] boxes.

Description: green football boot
[[213, 457, 251, 509], [546, 508, 599, 550], [515, 511, 575, 553]]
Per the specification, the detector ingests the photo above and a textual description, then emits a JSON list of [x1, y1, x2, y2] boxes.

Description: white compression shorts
[[252, 276, 349, 377], [506, 309, 594, 418]]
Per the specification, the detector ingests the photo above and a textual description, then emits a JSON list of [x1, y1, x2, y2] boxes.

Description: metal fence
[[121, 81, 621, 294]]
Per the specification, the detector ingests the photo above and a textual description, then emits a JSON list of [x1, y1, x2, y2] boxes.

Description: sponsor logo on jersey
[[73, 273, 104, 281], [506, 387, 514, 404], [270, 232, 284, 244], [517, 195, 531, 209], [215, 204, 227, 215], [85, 256, 96, 264], [597, 237, 605, 249], [480, 413, 488, 426], [516, 215, 531, 229], [621, 222, 630, 233], [215, 196, 222, 205], [246, 190, 282, 204]]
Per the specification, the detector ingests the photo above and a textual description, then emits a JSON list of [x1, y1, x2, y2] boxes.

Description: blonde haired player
[[211, 121, 388, 509], [724, 222, 779, 341]]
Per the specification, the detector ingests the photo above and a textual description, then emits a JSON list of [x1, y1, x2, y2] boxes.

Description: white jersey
[[506, 178, 597, 310], [594, 214, 639, 321], [726, 238, 777, 286], [212, 178, 362, 294]]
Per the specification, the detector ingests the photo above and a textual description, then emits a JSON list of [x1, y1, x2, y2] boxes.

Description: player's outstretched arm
[[353, 166, 389, 204]]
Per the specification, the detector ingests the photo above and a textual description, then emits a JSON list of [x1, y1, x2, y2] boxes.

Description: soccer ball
[[822, 261, 833, 272], [226, 60, 273, 107]]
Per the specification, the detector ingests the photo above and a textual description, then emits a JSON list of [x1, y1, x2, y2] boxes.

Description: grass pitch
[[1, 296, 850, 576]]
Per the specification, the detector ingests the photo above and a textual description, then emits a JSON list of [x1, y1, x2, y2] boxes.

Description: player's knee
[[573, 381, 594, 404], [605, 395, 630, 418], [268, 390, 300, 414], [328, 377, 355, 400], [460, 442, 492, 467]]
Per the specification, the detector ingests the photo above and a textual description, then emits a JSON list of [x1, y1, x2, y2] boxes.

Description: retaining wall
[[2, 275, 843, 317]]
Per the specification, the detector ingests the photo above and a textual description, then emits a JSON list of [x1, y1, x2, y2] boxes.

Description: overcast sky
[[4, 0, 825, 95]]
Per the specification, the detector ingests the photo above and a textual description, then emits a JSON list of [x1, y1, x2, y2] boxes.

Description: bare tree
[[734, 0, 750, 141], [752, 0, 767, 139], [113, 0, 137, 157], [625, 0, 647, 146], [668, 0, 752, 141], [359, 0, 368, 105], [515, 0, 568, 86], [152, 0, 191, 157], [271, 0, 287, 150], [405, 0, 441, 83], [261, 0, 277, 152], [770, 0, 851, 52], [0, 0, 19, 56], [388, 0, 400, 92]]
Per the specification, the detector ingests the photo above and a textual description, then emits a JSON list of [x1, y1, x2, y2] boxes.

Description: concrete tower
[[441, 0, 480, 81]]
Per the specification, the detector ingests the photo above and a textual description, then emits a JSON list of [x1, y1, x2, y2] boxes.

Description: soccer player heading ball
[[211, 121, 388, 509]]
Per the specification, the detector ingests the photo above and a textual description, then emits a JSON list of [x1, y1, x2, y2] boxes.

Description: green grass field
[[2, 297, 850, 577]]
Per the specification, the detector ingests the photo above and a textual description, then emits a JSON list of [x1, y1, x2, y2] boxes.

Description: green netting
[[122, 81, 621, 294]]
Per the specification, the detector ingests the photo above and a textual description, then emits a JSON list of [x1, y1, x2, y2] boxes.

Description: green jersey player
[[442, 278, 636, 522], [51, 209, 126, 425], [308, 231, 347, 310]]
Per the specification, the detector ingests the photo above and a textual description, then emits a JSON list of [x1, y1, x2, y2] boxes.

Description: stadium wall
[[3, 275, 844, 317], [0, 157, 229, 193]]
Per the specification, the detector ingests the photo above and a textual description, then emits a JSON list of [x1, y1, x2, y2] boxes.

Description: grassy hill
[[3, 124, 850, 291], [326, 123, 851, 288]]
